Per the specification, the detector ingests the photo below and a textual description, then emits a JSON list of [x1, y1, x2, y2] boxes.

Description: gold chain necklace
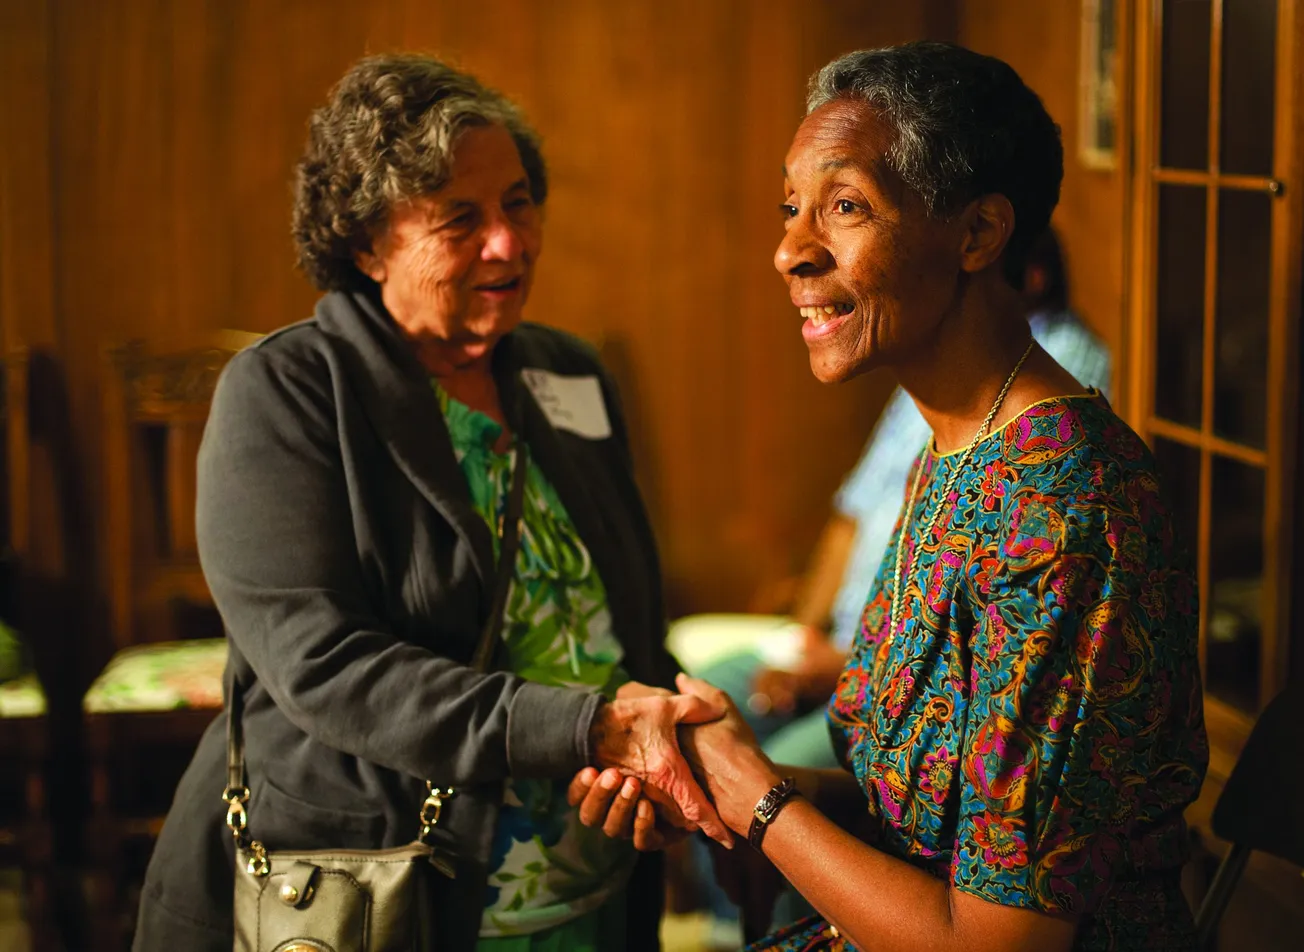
[[888, 340, 1036, 637]]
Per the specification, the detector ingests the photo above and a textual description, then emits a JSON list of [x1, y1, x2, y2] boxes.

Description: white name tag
[[520, 369, 612, 440]]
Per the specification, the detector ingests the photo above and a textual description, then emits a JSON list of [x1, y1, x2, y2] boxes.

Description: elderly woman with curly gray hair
[[133, 53, 728, 952]]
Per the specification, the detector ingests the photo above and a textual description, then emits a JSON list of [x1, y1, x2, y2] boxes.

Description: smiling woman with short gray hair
[[576, 41, 1207, 952], [715, 42, 1206, 951]]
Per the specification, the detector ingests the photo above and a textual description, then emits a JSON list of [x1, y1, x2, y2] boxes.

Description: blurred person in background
[[665, 226, 1112, 945], [133, 53, 726, 952]]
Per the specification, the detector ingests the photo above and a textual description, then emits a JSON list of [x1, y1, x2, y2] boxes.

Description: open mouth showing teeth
[[800, 303, 854, 326]]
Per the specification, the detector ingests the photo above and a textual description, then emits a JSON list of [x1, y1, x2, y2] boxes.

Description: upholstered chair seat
[[81, 639, 225, 714], [0, 671, 47, 719]]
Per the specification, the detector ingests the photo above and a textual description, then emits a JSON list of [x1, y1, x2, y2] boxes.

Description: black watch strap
[[747, 776, 798, 850]]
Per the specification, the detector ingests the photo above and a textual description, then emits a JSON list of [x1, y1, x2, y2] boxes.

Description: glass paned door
[[1135, 0, 1296, 721]]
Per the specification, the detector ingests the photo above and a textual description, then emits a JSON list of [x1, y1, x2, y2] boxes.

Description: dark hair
[[807, 41, 1063, 287], [292, 53, 548, 292]]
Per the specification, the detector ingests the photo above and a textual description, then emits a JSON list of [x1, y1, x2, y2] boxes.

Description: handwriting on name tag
[[520, 369, 612, 440]]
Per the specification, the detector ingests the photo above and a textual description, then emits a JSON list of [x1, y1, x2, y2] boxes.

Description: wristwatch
[[748, 776, 798, 850]]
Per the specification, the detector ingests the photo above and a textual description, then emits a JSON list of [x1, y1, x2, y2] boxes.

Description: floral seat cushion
[[0, 672, 47, 719], [83, 638, 227, 714]]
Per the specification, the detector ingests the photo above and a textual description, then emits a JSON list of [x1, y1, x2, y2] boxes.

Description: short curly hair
[[292, 53, 548, 292], [807, 42, 1063, 287]]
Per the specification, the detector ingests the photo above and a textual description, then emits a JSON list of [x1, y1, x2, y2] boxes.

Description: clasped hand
[[571, 674, 781, 851]]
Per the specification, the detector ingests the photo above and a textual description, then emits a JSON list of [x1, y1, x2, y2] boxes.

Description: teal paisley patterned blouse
[[757, 393, 1208, 952], [434, 385, 635, 939]]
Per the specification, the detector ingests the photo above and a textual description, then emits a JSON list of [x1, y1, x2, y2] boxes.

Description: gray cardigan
[[134, 288, 679, 950]]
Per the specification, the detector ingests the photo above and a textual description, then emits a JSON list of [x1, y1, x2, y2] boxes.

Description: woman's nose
[[774, 217, 831, 276], [481, 214, 526, 262]]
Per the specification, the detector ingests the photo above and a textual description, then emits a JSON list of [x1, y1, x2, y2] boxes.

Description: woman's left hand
[[675, 673, 783, 834], [566, 767, 692, 851]]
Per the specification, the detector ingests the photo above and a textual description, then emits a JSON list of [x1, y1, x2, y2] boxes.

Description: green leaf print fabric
[[434, 385, 635, 939]]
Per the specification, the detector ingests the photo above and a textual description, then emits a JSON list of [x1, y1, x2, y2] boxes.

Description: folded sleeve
[[950, 488, 1204, 916]]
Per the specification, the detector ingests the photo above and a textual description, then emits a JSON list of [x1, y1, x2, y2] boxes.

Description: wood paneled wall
[[1, 0, 971, 664], [3, 0, 1123, 665], [0, 0, 65, 582]]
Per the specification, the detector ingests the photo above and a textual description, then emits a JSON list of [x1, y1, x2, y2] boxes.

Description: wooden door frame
[[1122, 0, 1304, 768]]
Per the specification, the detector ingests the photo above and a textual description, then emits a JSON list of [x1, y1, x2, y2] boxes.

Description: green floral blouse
[[434, 385, 635, 939]]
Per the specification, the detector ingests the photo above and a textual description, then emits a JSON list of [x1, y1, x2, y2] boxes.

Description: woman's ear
[[958, 194, 1016, 275], [354, 245, 386, 284]]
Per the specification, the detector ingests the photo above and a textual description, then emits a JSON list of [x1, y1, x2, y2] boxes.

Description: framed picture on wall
[[1079, 0, 1118, 169]]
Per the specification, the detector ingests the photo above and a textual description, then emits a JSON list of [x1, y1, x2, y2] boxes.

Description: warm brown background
[[0, 0, 1125, 667]]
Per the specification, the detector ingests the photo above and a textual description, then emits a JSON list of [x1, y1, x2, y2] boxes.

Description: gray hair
[[806, 42, 1062, 284], [293, 53, 547, 292]]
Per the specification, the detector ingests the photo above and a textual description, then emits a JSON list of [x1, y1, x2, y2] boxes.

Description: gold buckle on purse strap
[[223, 784, 249, 839], [223, 784, 270, 877], [419, 782, 456, 842]]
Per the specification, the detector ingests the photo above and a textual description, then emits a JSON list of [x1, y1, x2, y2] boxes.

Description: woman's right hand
[[588, 684, 734, 847], [566, 767, 691, 852]]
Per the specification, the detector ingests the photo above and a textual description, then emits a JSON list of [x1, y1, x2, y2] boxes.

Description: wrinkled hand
[[676, 674, 781, 834], [749, 628, 846, 716], [615, 681, 673, 701], [750, 667, 801, 716], [791, 626, 847, 697], [566, 766, 691, 851], [589, 681, 734, 847]]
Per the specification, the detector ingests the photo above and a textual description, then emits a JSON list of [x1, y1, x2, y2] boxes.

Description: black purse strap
[[471, 440, 530, 673], [223, 438, 531, 842]]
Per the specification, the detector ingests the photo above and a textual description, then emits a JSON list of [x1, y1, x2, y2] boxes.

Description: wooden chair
[[83, 334, 255, 949], [0, 347, 59, 950]]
